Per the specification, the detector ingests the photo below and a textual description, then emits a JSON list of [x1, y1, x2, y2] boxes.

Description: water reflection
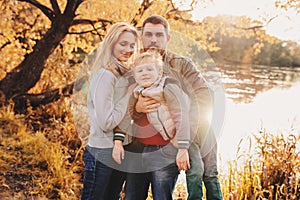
[[213, 64, 300, 163], [216, 64, 300, 103]]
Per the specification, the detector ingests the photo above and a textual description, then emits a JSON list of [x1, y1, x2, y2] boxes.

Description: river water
[[209, 64, 300, 164]]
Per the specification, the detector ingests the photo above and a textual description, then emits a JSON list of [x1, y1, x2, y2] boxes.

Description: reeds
[[0, 103, 83, 199], [220, 129, 300, 199], [1, 102, 299, 199]]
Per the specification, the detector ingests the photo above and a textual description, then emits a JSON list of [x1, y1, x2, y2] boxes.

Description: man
[[133, 15, 223, 199]]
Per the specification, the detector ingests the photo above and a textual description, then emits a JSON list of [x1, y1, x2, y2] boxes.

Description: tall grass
[[0, 102, 83, 199], [1, 101, 299, 199], [220, 129, 300, 199]]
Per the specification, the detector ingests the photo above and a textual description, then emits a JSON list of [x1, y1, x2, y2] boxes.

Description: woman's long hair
[[91, 22, 138, 77]]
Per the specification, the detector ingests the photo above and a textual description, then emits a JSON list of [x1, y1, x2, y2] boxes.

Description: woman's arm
[[91, 70, 130, 132]]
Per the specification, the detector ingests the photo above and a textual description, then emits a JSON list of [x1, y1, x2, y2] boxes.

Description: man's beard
[[144, 47, 165, 55]]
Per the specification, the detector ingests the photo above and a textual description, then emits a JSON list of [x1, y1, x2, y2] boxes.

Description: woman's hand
[[176, 149, 190, 171], [135, 95, 160, 113], [112, 140, 124, 164]]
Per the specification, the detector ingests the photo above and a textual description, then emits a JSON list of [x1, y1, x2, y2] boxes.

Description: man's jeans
[[201, 131, 223, 200], [186, 142, 204, 200], [125, 143, 179, 200], [80, 146, 124, 200], [188, 125, 223, 200]]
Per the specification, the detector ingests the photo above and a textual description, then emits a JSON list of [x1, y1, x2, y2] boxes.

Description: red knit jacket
[[135, 114, 170, 146]]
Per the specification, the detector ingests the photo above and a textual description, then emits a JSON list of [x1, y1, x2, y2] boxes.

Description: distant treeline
[[210, 32, 300, 67]]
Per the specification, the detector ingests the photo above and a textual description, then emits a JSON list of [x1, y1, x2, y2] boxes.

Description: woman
[[80, 22, 138, 200]]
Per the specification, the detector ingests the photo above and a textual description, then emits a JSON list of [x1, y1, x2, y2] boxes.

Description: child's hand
[[112, 140, 124, 164], [176, 149, 190, 171]]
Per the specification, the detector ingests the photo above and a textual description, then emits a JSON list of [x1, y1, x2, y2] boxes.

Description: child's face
[[134, 57, 161, 88]]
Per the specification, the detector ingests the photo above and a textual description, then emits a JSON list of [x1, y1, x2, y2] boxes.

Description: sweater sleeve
[[91, 70, 130, 132], [164, 83, 190, 149], [171, 56, 214, 122]]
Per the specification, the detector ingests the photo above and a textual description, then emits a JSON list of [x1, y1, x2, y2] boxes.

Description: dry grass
[[220, 129, 300, 200], [0, 101, 299, 199], [0, 102, 83, 199]]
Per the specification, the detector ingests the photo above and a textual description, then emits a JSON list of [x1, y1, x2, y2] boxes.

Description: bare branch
[[165, 0, 197, 25], [231, 24, 264, 31], [50, 0, 61, 15], [265, 15, 278, 26], [71, 18, 113, 38], [68, 29, 105, 37], [130, 0, 154, 26], [231, 15, 278, 34], [13, 83, 74, 112], [18, 0, 55, 21], [0, 41, 11, 51], [71, 18, 113, 26], [0, 33, 11, 51], [63, 0, 83, 16], [167, 0, 196, 13]]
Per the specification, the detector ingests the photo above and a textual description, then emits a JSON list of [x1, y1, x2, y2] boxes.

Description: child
[[114, 50, 191, 170], [112, 50, 193, 200]]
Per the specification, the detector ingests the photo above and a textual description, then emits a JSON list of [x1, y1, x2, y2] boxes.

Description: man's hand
[[136, 95, 160, 113], [112, 140, 124, 164], [176, 149, 190, 171]]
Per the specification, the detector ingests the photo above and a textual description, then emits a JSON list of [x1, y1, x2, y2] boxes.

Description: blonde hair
[[91, 22, 138, 76], [132, 50, 164, 74]]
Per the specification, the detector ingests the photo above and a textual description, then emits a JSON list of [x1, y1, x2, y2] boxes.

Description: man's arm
[[170, 56, 214, 121], [164, 82, 191, 170], [133, 95, 160, 116]]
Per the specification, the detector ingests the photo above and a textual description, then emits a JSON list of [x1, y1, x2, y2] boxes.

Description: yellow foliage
[[1, 0, 299, 199], [0, 104, 83, 199]]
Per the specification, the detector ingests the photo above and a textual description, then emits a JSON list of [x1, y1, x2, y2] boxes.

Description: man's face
[[141, 23, 170, 52]]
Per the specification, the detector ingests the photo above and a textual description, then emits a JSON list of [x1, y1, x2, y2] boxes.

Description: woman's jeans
[[80, 146, 125, 200]]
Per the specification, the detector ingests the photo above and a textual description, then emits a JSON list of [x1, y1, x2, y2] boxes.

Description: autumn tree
[[0, 0, 216, 113], [0, 0, 292, 113]]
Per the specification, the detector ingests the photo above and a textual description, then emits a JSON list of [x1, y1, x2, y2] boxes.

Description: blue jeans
[[201, 135, 223, 200], [81, 146, 125, 200], [186, 142, 204, 200], [190, 125, 223, 200], [125, 143, 179, 200]]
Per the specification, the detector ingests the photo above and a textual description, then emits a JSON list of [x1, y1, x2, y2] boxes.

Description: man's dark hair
[[142, 15, 170, 34]]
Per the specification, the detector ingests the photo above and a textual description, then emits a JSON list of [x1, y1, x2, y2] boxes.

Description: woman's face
[[113, 31, 136, 63]]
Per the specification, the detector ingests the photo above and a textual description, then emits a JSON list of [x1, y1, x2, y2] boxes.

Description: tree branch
[[68, 29, 105, 36], [13, 83, 74, 112], [167, 0, 196, 13], [71, 18, 113, 26], [231, 15, 278, 33], [0, 0, 84, 103], [165, 0, 197, 24], [70, 18, 113, 38], [0, 41, 11, 51], [0, 33, 11, 51], [63, 0, 83, 16], [50, 0, 61, 15], [231, 24, 264, 31], [130, 0, 154, 26], [13, 74, 88, 113], [19, 0, 55, 21]]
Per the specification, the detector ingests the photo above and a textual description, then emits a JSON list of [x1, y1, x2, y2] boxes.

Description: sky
[[190, 0, 300, 43]]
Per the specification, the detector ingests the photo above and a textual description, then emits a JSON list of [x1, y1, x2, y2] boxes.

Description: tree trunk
[[0, 0, 83, 105]]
